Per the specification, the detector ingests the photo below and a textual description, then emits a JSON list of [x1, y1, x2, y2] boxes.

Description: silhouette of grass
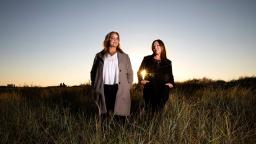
[[0, 77, 255, 143]]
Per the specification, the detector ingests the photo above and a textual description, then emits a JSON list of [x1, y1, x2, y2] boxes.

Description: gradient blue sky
[[0, 0, 256, 86]]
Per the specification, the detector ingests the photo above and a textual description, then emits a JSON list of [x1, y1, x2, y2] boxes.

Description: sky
[[0, 0, 256, 86]]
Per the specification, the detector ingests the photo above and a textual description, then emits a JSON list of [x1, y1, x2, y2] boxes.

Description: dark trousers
[[143, 84, 170, 113], [104, 84, 118, 112]]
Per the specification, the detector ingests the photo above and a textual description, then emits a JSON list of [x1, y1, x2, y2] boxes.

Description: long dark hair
[[151, 39, 167, 60], [103, 31, 123, 53]]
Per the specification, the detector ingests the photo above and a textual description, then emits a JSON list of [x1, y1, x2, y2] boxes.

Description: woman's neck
[[154, 54, 161, 60], [108, 47, 117, 55]]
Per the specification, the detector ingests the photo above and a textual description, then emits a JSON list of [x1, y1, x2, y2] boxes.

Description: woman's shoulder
[[95, 50, 104, 55], [166, 58, 172, 63], [143, 55, 153, 60], [163, 58, 172, 65], [94, 50, 105, 60], [118, 51, 129, 57]]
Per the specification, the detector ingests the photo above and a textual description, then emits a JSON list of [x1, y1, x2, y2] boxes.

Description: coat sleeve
[[126, 54, 133, 88], [90, 55, 98, 87]]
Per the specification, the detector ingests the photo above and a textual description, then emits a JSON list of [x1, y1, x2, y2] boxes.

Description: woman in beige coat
[[90, 31, 133, 122]]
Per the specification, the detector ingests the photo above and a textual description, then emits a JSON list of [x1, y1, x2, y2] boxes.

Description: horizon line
[[1, 75, 255, 87]]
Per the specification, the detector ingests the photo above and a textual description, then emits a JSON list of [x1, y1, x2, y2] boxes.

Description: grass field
[[0, 77, 256, 143]]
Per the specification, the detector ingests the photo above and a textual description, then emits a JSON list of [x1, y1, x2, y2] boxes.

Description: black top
[[137, 55, 174, 85]]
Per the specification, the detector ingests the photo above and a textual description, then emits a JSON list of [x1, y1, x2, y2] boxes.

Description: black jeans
[[104, 84, 118, 112], [143, 83, 170, 113]]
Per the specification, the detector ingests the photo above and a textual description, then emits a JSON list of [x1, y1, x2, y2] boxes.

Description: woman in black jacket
[[138, 39, 174, 113]]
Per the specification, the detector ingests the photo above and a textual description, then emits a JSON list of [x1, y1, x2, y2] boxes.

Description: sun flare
[[140, 69, 147, 80]]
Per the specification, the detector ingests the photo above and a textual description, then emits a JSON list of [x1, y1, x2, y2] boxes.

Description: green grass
[[0, 77, 256, 143]]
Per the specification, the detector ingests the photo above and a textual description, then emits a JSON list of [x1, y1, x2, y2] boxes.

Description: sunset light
[[0, 0, 255, 86], [140, 69, 147, 80], [0, 1, 256, 142]]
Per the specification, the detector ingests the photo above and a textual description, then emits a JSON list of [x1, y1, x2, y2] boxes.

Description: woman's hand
[[165, 83, 174, 88], [140, 80, 150, 85]]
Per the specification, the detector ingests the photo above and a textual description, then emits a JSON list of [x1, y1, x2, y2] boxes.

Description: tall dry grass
[[0, 77, 255, 143]]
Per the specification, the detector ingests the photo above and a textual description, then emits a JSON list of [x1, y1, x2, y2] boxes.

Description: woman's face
[[109, 33, 119, 48], [153, 41, 162, 55]]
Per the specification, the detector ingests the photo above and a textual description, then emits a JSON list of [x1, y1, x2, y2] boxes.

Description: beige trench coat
[[90, 50, 133, 116]]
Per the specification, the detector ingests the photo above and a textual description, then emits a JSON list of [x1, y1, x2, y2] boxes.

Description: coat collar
[[97, 50, 124, 62]]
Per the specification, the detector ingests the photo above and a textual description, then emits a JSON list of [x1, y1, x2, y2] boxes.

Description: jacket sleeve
[[90, 55, 98, 87], [168, 61, 175, 86], [126, 54, 133, 88]]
